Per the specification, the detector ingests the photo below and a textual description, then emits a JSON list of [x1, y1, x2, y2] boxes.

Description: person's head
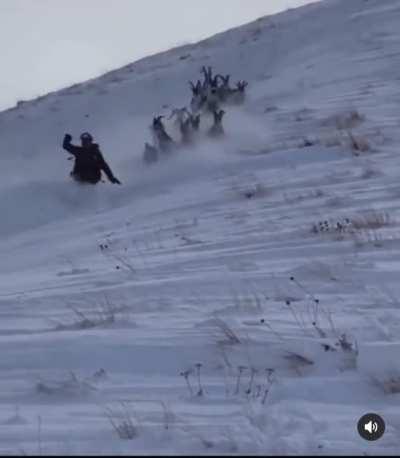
[[80, 132, 93, 147]]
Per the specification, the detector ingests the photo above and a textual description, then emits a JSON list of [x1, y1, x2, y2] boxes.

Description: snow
[[1, 0, 400, 454]]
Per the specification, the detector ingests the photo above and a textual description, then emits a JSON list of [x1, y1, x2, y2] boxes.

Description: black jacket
[[62, 136, 119, 184]]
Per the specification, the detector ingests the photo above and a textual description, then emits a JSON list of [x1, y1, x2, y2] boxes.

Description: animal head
[[211, 76, 219, 89], [152, 116, 167, 133], [216, 74, 231, 87], [213, 109, 226, 124], [236, 80, 248, 92], [201, 66, 215, 88], [189, 80, 202, 96], [153, 115, 164, 125]]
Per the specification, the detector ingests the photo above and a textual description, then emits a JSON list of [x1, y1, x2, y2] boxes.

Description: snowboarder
[[62, 133, 121, 185]]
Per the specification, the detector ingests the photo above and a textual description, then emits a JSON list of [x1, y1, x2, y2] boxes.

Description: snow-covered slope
[[1, 0, 400, 454]]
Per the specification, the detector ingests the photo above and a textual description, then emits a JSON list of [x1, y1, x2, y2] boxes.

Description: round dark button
[[357, 413, 385, 441]]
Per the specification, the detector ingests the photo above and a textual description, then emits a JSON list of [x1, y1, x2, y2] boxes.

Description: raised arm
[[62, 134, 80, 155]]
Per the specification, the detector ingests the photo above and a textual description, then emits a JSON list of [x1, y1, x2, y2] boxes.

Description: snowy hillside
[[1, 0, 400, 454]]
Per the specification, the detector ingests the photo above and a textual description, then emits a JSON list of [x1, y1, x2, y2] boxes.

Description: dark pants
[[70, 171, 100, 185]]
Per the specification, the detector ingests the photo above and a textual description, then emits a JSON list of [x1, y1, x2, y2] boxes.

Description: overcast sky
[[0, 0, 314, 110]]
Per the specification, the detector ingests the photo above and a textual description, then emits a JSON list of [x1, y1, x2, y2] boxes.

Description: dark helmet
[[80, 132, 93, 142]]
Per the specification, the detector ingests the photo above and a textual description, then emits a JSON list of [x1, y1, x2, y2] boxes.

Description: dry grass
[[325, 195, 351, 208], [36, 372, 96, 397], [105, 403, 139, 440], [352, 230, 385, 249], [351, 210, 391, 230], [53, 297, 127, 331], [284, 188, 325, 205], [312, 211, 392, 239], [318, 109, 374, 155], [213, 318, 241, 345], [382, 376, 400, 394], [323, 133, 343, 148], [372, 375, 400, 395], [235, 183, 271, 200], [322, 110, 365, 130], [347, 130, 371, 155], [337, 111, 365, 130], [360, 164, 382, 180], [284, 351, 314, 375]]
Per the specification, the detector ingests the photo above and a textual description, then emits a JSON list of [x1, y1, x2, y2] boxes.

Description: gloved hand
[[64, 134, 72, 142], [111, 177, 122, 185]]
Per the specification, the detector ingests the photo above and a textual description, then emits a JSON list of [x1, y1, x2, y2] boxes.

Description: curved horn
[[153, 115, 164, 124], [215, 74, 230, 85]]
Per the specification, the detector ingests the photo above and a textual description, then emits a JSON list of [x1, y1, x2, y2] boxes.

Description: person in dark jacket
[[62, 132, 121, 185]]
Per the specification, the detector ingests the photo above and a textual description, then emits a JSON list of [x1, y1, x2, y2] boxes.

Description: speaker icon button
[[358, 413, 385, 441]]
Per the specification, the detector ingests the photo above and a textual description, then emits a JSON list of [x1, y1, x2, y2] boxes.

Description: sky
[[0, 0, 315, 111]]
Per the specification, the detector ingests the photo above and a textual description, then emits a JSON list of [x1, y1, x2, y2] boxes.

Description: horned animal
[[227, 80, 249, 105], [208, 109, 226, 138], [152, 116, 176, 153]]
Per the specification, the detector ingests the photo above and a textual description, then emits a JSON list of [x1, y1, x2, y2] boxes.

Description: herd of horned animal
[[143, 66, 249, 165]]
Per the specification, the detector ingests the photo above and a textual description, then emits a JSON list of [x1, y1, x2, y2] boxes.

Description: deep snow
[[1, 0, 400, 455]]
